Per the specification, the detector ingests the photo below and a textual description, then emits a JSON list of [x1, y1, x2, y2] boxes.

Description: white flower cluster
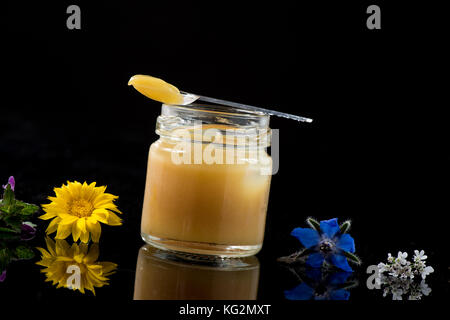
[[377, 250, 434, 280], [375, 250, 434, 300]]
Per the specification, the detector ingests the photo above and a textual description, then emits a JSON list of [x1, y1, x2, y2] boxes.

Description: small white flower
[[414, 259, 426, 270], [397, 251, 408, 265], [387, 253, 394, 263], [421, 266, 434, 279], [389, 271, 399, 278], [414, 250, 427, 261], [378, 262, 388, 273]]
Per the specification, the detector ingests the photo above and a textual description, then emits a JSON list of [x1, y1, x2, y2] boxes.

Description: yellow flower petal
[[46, 217, 61, 234], [86, 218, 101, 243], [55, 223, 72, 240], [39, 212, 57, 220], [80, 229, 90, 243], [77, 217, 87, 233], [58, 215, 79, 225], [107, 212, 122, 226], [91, 210, 109, 224], [72, 221, 81, 242]]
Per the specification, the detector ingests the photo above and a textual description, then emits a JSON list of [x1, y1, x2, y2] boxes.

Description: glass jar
[[141, 103, 272, 257]]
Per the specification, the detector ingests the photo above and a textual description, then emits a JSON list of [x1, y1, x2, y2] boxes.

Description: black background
[[0, 0, 448, 314]]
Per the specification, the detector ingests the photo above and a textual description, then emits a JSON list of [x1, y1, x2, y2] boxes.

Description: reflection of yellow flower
[[36, 237, 117, 295], [39, 181, 122, 243]]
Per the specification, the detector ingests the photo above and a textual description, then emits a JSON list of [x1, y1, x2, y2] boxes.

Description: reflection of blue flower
[[291, 218, 355, 272], [285, 270, 352, 300]]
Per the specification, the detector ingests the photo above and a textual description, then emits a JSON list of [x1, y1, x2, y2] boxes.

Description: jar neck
[[156, 104, 271, 148]]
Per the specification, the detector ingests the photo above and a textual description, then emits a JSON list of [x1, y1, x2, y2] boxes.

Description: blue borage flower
[[289, 218, 360, 272]]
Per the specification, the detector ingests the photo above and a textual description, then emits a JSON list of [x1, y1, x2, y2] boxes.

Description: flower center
[[69, 199, 94, 217], [319, 239, 335, 253]]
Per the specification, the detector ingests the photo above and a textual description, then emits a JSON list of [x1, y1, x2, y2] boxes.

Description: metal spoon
[[178, 91, 313, 123]]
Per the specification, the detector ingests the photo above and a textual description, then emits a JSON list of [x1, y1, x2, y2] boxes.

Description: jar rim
[[161, 103, 270, 129], [157, 103, 271, 147]]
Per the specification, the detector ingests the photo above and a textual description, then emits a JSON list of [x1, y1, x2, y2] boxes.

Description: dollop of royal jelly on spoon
[[128, 75, 185, 105]]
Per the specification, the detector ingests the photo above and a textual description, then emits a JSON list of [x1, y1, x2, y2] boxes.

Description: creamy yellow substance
[[142, 139, 271, 246], [128, 74, 184, 104]]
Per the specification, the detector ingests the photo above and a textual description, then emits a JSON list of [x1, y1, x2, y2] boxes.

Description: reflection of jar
[[141, 104, 272, 257], [133, 245, 260, 300]]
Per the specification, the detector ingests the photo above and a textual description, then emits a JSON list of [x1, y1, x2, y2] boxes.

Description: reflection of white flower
[[376, 274, 432, 300], [408, 293, 421, 300], [421, 266, 434, 279], [419, 280, 431, 296], [392, 288, 403, 300]]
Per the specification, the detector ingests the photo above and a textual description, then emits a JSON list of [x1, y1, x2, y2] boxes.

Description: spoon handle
[[191, 94, 313, 123]]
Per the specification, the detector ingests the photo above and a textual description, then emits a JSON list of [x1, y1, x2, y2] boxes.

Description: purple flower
[[2, 176, 15, 191], [0, 270, 6, 282], [291, 218, 356, 272], [21, 222, 37, 241]]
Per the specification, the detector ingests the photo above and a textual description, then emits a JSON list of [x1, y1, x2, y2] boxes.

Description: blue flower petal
[[320, 218, 340, 238], [337, 234, 355, 253], [284, 283, 314, 300], [291, 227, 320, 249], [306, 268, 322, 282], [327, 272, 352, 286], [329, 289, 350, 300], [306, 253, 325, 268], [329, 254, 353, 272]]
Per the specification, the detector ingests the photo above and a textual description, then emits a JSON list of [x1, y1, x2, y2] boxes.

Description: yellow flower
[[40, 181, 122, 243], [36, 237, 117, 295]]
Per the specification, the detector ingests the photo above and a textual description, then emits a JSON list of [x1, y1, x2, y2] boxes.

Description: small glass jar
[[141, 103, 272, 257]]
